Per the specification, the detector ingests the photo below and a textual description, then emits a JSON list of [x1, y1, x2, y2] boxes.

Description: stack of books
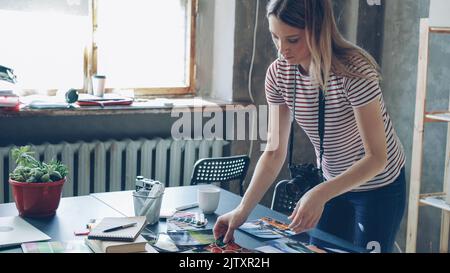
[[84, 216, 157, 253], [0, 90, 19, 112]]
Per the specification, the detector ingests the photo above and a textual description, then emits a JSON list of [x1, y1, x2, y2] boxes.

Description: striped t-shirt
[[265, 58, 405, 191]]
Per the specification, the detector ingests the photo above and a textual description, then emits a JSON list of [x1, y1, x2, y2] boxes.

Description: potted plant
[[9, 146, 68, 217]]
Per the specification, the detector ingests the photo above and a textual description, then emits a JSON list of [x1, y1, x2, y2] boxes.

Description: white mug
[[92, 75, 106, 97], [197, 187, 220, 214]]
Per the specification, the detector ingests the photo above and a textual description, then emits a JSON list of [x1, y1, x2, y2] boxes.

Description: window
[[0, 0, 89, 92], [0, 0, 196, 96]]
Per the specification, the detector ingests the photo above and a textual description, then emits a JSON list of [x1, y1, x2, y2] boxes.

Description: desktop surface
[[92, 185, 364, 252], [0, 186, 365, 253], [0, 196, 123, 253]]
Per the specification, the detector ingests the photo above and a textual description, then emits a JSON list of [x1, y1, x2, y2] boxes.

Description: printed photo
[[239, 217, 295, 239]]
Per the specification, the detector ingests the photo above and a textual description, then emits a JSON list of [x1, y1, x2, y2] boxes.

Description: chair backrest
[[190, 155, 250, 196], [271, 180, 298, 215]]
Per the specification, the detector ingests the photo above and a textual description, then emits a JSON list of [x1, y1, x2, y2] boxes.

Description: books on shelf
[[0, 90, 14, 96], [76, 94, 133, 107], [0, 91, 19, 111]]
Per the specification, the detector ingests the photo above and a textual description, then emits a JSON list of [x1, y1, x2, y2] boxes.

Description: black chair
[[271, 180, 298, 215], [190, 155, 250, 196]]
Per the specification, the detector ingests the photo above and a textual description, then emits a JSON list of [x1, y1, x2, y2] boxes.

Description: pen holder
[[132, 191, 163, 225]]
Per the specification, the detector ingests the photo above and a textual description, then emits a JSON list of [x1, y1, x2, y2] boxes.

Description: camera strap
[[318, 88, 325, 181], [288, 65, 325, 180]]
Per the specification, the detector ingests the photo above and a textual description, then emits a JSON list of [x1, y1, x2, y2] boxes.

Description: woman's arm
[[238, 103, 292, 216], [214, 103, 292, 242], [289, 97, 388, 233]]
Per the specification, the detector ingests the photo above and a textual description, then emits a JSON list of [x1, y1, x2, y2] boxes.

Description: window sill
[[0, 97, 252, 117]]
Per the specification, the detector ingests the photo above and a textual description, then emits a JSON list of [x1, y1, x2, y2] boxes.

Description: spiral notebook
[[87, 216, 147, 242]]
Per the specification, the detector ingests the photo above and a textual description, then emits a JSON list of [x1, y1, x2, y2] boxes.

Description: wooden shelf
[[419, 193, 450, 212], [430, 27, 450, 34], [407, 19, 450, 253], [425, 112, 450, 123]]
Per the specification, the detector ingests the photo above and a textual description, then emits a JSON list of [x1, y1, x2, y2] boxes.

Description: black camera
[[0, 65, 17, 84], [286, 164, 323, 198], [135, 176, 161, 191]]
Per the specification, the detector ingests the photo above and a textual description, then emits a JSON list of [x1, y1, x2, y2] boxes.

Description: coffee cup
[[92, 75, 106, 97], [197, 187, 220, 214]]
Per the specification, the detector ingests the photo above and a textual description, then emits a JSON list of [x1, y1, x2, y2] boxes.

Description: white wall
[[429, 0, 450, 27], [211, 0, 235, 102]]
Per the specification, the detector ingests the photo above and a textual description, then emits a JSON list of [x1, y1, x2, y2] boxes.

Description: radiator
[[0, 138, 229, 203]]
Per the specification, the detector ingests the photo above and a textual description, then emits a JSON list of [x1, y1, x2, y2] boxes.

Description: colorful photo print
[[167, 229, 215, 246], [257, 237, 325, 253], [184, 238, 258, 253], [167, 212, 208, 231], [239, 217, 295, 239]]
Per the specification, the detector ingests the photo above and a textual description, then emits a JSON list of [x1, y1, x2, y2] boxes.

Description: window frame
[[86, 0, 197, 97]]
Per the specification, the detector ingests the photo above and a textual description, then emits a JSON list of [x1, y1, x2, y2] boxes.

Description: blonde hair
[[267, 0, 380, 91]]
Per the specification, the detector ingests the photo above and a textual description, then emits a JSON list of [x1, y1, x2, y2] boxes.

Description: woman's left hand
[[287, 187, 327, 234]]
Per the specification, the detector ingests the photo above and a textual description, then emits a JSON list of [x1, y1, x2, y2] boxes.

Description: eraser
[[74, 229, 90, 236]]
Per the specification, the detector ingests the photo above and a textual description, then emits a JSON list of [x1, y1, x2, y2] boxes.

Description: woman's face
[[268, 15, 311, 67]]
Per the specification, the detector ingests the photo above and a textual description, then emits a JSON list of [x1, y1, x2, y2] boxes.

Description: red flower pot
[[9, 178, 65, 217]]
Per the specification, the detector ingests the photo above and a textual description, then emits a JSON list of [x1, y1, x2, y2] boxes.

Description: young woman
[[213, 0, 406, 253]]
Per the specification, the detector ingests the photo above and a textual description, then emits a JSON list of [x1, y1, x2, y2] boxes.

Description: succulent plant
[[9, 146, 68, 183]]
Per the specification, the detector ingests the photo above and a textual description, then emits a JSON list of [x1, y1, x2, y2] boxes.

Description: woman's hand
[[213, 207, 248, 243], [288, 186, 328, 234]]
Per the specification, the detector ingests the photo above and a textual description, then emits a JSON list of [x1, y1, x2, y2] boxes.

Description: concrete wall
[[230, 0, 316, 206], [230, 0, 450, 252], [333, 0, 359, 43], [195, 0, 215, 98]]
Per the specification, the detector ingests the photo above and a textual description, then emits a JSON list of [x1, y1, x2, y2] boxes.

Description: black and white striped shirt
[[265, 58, 405, 191]]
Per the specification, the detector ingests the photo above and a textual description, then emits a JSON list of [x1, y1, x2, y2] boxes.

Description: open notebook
[[87, 216, 147, 242]]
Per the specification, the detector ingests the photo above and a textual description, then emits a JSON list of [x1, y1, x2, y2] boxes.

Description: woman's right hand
[[213, 207, 248, 243]]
